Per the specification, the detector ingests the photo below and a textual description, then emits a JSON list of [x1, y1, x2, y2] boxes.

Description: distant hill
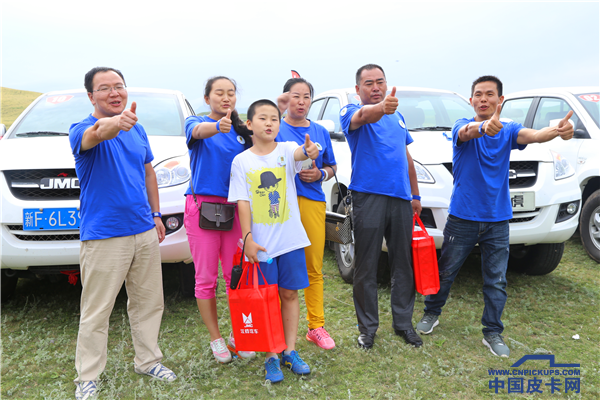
[[1, 87, 43, 129]]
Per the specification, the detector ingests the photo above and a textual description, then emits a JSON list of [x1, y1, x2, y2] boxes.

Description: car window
[[575, 93, 599, 128], [10, 92, 185, 138], [394, 91, 472, 130], [532, 97, 580, 132], [132, 93, 184, 136], [307, 98, 325, 122], [11, 93, 92, 136], [500, 98, 533, 125], [321, 97, 341, 132]]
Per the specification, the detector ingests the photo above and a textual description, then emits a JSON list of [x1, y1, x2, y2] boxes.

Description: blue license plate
[[23, 208, 81, 230]]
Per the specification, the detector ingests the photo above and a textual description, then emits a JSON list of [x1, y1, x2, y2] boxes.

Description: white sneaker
[[228, 332, 256, 359], [134, 362, 177, 382], [210, 337, 232, 363]]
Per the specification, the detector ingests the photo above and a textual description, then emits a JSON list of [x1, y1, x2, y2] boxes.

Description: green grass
[[1, 237, 598, 399], [1, 87, 42, 129]]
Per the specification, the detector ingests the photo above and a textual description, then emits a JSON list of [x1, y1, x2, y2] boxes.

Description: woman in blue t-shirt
[[276, 77, 338, 350], [184, 76, 253, 363]]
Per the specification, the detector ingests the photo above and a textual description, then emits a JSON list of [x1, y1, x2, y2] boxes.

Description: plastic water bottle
[[237, 238, 273, 264]]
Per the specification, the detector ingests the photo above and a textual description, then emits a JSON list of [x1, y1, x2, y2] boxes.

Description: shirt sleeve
[[227, 155, 249, 203], [137, 124, 154, 164], [69, 119, 93, 156], [185, 116, 202, 149], [400, 114, 414, 146], [508, 121, 527, 151], [286, 142, 303, 173], [340, 104, 359, 136], [452, 118, 471, 149]]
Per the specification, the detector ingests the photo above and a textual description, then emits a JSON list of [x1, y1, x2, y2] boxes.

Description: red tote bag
[[412, 213, 440, 296], [228, 259, 286, 353]]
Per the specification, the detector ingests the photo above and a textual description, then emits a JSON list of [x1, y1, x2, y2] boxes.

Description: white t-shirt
[[228, 142, 310, 258]]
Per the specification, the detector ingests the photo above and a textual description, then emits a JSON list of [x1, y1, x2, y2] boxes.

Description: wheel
[[334, 199, 355, 283], [1, 270, 19, 302], [335, 239, 355, 284], [580, 189, 600, 263], [508, 243, 565, 275], [333, 199, 391, 284], [178, 262, 196, 298]]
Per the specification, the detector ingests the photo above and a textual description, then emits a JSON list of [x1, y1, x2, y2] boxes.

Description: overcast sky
[[2, 1, 598, 112]]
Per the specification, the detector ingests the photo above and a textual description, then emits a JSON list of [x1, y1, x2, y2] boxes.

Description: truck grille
[[442, 161, 538, 188], [4, 169, 80, 200], [6, 225, 80, 241]]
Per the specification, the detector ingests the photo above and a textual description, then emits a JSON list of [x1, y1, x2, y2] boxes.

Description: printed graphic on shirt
[[247, 166, 290, 225]]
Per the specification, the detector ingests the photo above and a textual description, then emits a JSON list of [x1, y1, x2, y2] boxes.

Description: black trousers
[[352, 191, 415, 334]]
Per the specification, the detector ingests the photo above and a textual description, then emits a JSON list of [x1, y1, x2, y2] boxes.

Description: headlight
[[414, 161, 435, 184], [550, 150, 575, 180], [154, 155, 191, 188]]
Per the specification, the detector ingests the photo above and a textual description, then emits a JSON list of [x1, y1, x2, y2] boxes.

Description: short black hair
[[355, 64, 386, 86], [471, 75, 503, 97], [282, 78, 314, 99], [84, 67, 126, 93], [247, 99, 281, 121]]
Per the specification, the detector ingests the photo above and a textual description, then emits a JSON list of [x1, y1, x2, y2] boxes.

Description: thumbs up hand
[[218, 109, 232, 133], [483, 104, 503, 137], [557, 111, 574, 140], [304, 133, 319, 160], [382, 86, 398, 115], [118, 101, 138, 132]]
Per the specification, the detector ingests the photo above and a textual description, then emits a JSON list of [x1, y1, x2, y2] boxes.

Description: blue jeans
[[424, 215, 510, 335]]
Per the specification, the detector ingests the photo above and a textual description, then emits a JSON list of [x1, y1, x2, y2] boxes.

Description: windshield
[[347, 90, 472, 130], [9, 91, 185, 138], [576, 93, 599, 128]]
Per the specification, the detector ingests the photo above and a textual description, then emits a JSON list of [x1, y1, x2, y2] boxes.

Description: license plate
[[511, 192, 535, 212], [23, 208, 81, 230]]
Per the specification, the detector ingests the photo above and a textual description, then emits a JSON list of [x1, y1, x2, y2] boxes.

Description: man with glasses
[[69, 67, 176, 400], [339, 64, 423, 349]]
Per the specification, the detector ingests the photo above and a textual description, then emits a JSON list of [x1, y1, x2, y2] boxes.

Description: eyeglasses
[[93, 85, 127, 94]]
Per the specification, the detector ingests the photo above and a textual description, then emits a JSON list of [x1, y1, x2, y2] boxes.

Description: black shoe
[[395, 328, 423, 347], [357, 333, 375, 349]]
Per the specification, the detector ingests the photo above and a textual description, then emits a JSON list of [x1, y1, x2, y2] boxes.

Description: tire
[[580, 189, 600, 263], [333, 199, 391, 284], [508, 243, 565, 275], [178, 262, 196, 298], [1, 270, 19, 302], [334, 199, 355, 284]]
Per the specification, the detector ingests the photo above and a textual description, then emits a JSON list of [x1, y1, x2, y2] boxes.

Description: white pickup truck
[[502, 87, 600, 262], [309, 87, 582, 283], [0, 88, 196, 300]]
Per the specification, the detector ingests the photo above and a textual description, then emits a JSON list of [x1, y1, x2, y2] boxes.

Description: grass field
[[1, 87, 42, 129], [1, 237, 598, 399]]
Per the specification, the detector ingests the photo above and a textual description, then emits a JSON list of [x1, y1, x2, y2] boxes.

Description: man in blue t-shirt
[[340, 64, 423, 349], [416, 75, 574, 358], [69, 67, 176, 400]]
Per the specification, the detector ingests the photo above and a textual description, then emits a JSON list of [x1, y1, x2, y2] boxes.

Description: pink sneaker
[[210, 338, 232, 363], [306, 327, 336, 350]]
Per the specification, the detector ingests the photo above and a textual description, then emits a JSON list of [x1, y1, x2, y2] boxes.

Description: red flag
[[291, 70, 300, 78]]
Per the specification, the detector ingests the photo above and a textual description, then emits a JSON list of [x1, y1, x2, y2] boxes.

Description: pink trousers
[[184, 195, 241, 299]]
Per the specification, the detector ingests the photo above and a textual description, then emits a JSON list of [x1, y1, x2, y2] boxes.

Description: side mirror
[[314, 119, 346, 142], [574, 128, 590, 139], [314, 119, 335, 133]]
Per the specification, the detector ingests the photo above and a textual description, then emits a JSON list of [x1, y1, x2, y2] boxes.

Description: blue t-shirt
[[275, 119, 337, 202], [69, 114, 155, 241], [184, 115, 246, 198], [448, 118, 526, 222], [340, 104, 414, 200]]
